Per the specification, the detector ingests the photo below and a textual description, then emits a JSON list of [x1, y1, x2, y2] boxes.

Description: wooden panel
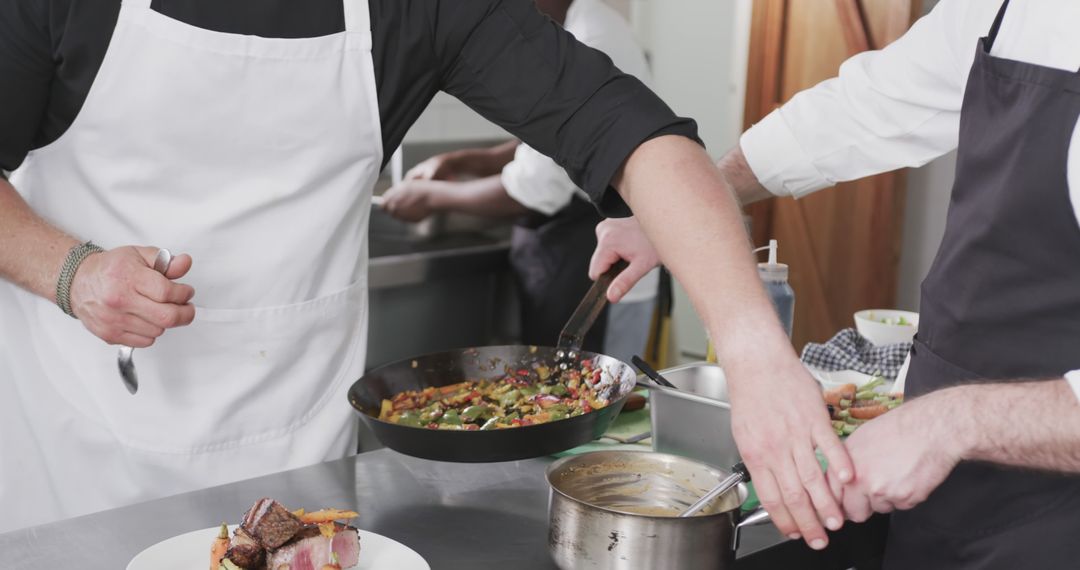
[[743, 0, 915, 348]]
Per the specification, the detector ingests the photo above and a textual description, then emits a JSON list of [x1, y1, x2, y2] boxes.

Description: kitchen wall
[[635, 0, 754, 363]]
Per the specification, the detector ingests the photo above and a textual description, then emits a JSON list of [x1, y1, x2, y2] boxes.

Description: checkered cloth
[[800, 328, 911, 380]]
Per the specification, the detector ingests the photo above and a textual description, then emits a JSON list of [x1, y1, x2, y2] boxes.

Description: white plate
[[127, 525, 430, 570]]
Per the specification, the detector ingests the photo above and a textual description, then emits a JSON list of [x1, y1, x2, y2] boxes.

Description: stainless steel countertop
[[0, 448, 785, 569], [369, 233, 511, 290]]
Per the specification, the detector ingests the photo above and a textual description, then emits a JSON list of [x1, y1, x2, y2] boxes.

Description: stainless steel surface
[[117, 248, 173, 395], [546, 450, 766, 569], [0, 449, 786, 569], [680, 470, 744, 518], [366, 222, 515, 371], [367, 228, 512, 290], [650, 363, 741, 470]]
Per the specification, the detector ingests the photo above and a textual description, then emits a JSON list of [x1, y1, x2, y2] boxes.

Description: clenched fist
[[69, 246, 195, 347]]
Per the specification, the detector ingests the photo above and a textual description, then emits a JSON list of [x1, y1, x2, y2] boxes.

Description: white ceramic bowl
[[806, 366, 895, 393], [854, 309, 918, 346]]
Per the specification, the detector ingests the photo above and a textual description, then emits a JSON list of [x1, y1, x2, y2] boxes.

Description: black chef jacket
[[0, 0, 699, 216]]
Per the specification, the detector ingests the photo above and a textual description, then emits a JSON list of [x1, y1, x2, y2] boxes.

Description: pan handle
[[556, 260, 629, 352]]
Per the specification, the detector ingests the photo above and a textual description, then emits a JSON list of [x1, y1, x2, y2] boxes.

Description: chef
[[590, 0, 1080, 566], [0, 0, 713, 532], [380, 0, 660, 362]]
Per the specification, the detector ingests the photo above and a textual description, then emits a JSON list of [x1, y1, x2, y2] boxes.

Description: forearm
[[717, 146, 772, 206], [614, 136, 794, 376], [0, 177, 80, 302], [448, 140, 521, 178], [935, 381, 1080, 473], [484, 139, 520, 170], [429, 176, 529, 218]]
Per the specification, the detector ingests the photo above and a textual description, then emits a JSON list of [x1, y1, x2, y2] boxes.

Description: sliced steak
[[266, 528, 360, 570], [241, 498, 303, 549], [232, 527, 261, 549], [223, 543, 265, 569]]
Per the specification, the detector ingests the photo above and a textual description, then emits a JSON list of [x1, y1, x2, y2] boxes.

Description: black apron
[[510, 196, 608, 352], [885, 2, 1080, 567]]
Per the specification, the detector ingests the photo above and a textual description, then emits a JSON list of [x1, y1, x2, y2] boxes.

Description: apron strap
[[343, 0, 371, 35], [985, 0, 1010, 51]]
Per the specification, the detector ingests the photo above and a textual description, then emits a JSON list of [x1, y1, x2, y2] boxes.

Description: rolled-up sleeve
[[435, 0, 698, 216], [740, 0, 994, 198], [500, 143, 581, 216], [0, 1, 53, 173]]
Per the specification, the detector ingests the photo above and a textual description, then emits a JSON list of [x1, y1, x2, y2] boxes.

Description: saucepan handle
[[733, 506, 773, 552], [732, 464, 772, 551], [556, 260, 628, 352]]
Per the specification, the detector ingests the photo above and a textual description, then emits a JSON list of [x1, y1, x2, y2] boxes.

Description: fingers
[[607, 260, 653, 303], [869, 495, 896, 516], [117, 313, 166, 339], [587, 248, 627, 302], [842, 481, 874, 523], [773, 454, 830, 550], [590, 217, 660, 302], [826, 470, 845, 515], [815, 421, 854, 486], [747, 468, 801, 541], [113, 331, 157, 349], [126, 294, 196, 330], [793, 444, 844, 532], [587, 243, 617, 282], [134, 271, 195, 305], [70, 246, 196, 347]]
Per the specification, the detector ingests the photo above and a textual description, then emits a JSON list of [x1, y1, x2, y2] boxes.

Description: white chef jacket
[[501, 0, 659, 303], [739, 0, 1080, 399]]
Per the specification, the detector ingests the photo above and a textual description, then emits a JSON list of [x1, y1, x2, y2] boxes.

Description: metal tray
[[651, 362, 740, 469]]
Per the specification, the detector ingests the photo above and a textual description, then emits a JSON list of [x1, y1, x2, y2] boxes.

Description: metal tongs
[[117, 248, 173, 395]]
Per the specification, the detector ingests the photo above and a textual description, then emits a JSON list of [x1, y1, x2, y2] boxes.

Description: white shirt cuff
[[739, 108, 833, 199], [500, 145, 576, 216], [1065, 370, 1080, 404]]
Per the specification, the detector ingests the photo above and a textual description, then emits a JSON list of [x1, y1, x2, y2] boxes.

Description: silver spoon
[[679, 462, 750, 517], [117, 248, 173, 395]]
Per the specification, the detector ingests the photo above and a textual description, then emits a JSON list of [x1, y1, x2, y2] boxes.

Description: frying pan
[[348, 262, 637, 462]]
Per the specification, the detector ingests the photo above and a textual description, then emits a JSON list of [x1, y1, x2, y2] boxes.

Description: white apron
[[1, 0, 381, 532]]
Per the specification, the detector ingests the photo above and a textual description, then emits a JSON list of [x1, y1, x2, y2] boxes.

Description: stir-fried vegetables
[[379, 360, 613, 430], [825, 377, 903, 437]]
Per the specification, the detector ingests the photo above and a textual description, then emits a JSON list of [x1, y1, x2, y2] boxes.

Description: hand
[[828, 392, 960, 522], [729, 355, 853, 550], [69, 246, 196, 347], [381, 180, 437, 222], [588, 217, 660, 302], [405, 153, 462, 181]]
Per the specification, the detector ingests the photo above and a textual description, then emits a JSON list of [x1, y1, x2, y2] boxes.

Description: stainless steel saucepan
[[546, 450, 770, 569]]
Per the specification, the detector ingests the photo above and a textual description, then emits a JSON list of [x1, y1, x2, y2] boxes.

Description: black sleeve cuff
[[553, 75, 702, 218]]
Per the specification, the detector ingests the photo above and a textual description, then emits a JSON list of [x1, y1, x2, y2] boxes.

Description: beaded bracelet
[[56, 241, 104, 318]]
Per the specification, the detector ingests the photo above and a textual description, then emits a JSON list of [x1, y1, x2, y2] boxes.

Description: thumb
[[165, 253, 193, 279], [134, 247, 192, 279]]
